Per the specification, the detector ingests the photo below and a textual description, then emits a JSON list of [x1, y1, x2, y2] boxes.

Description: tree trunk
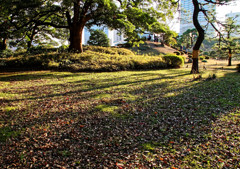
[[191, 0, 204, 74], [27, 40, 33, 50], [68, 1, 85, 53], [0, 38, 7, 50], [228, 48, 232, 66], [69, 24, 84, 52]]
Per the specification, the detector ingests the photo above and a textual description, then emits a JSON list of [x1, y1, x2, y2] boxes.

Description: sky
[[170, 1, 240, 33]]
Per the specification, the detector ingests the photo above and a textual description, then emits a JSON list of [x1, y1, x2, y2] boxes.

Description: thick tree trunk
[[69, 25, 84, 52], [191, 0, 204, 74], [68, 1, 85, 53], [228, 48, 232, 66]]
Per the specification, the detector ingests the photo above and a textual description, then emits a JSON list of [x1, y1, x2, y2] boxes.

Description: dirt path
[[146, 41, 179, 54]]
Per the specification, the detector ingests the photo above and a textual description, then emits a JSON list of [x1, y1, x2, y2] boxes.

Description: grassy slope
[[0, 65, 240, 168]]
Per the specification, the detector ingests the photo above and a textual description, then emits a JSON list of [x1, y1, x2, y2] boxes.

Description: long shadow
[[0, 71, 89, 82], [0, 71, 190, 103], [1, 71, 239, 168]]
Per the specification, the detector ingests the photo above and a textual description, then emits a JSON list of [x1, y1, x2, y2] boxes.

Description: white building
[[82, 25, 125, 46]]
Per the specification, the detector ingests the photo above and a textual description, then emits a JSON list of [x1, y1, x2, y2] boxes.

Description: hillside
[[146, 41, 179, 54]]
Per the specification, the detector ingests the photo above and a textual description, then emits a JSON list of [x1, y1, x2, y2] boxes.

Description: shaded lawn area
[[0, 68, 240, 168]]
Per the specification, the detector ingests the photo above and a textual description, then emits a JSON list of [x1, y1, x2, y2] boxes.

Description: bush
[[237, 64, 240, 72], [162, 54, 184, 68], [0, 49, 13, 58], [84, 46, 134, 55], [199, 56, 205, 60], [0, 46, 168, 71], [174, 51, 181, 55], [87, 29, 110, 47], [28, 45, 58, 54], [205, 56, 210, 59]]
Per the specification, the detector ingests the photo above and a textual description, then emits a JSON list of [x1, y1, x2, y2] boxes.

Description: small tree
[[177, 28, 197, 53], [219, 16, 240, 66], [87, 29, 110, 47]]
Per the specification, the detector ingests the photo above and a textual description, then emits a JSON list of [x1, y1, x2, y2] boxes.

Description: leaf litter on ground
[[0, 69, 240, 168]]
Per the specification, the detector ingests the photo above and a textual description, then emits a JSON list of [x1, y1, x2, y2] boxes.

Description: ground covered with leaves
[[0, 67, 240, 168]]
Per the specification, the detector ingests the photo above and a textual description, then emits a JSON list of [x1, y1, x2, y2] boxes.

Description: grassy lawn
[[0, 61, 240, 168]]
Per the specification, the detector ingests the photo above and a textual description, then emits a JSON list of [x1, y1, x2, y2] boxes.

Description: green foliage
[[87, 29, 110, 47], [0, 49, 13, 58], [0, 127, 22, 142], [0, 46, 169, 71], [237, 64, 240, 72], [205, 56, 210, 59], [173, 51, 181, 55], [200, 56, 205, 60], [162, 54, 184, 68], [176, 28, 197, 50], [0, 0, 177, 51], [84, 46, 134, 55]]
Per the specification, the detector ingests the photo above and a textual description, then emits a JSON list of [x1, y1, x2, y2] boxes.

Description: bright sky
[[170, 1, 240, 33], [217, 1, 240, 21]]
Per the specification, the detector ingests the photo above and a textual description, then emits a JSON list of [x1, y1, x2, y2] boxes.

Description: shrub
[[28, 45, 58, 54], [205, 56, 210, 59], [237, 64, 240, 72], [84, 46, 134, 55], [0, 49, 168, 71], [0, 49, 13, 58], [199, 56, 205, 60], [162, 54, 184, 68], [174, 51, 181, 55], [58, 45, 69, 52], [87, 29, 110, 47]]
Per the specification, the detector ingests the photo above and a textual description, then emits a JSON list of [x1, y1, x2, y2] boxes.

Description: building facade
[[180, 0, 216, 36], [82, 26, 125, 46]]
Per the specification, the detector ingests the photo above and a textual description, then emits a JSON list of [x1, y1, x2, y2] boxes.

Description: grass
[[0, 62, 240, 168]]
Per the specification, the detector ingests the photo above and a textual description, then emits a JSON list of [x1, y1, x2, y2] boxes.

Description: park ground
[[0, 57, 240, 168]]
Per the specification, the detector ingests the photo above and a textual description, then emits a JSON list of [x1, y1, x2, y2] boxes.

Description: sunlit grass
[[0, 65, 240, 168]]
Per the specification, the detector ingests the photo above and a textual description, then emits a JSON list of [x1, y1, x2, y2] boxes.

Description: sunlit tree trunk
[[191, 0, 204, 74], [67, 0, 89, 53]]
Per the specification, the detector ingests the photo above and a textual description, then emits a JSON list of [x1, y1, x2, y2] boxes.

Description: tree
[[150, 22, 177, 46], [190, 0, 235, 73], [1, 0, 178, 52], [88, 29, 110, 47], [218, 16, 240, 66], [177, 28, 197, 54], [0, 0, 61, 50]]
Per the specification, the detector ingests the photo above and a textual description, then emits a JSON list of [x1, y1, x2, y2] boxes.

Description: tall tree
[[1, 0, 178, 52], [190, 0, 235, 73]]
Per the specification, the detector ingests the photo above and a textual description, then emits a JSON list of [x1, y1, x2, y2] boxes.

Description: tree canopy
[[0, 0, 178, 52]]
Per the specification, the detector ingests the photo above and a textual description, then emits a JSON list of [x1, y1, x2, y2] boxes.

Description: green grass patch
[[3, 106, 18, 112], [0, 127, 22, 142], [95, 104, 118, 113]]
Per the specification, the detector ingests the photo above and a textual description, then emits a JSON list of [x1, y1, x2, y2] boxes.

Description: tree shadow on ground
[[0, 71, 90, 82], [0, 71, 239, 168]]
